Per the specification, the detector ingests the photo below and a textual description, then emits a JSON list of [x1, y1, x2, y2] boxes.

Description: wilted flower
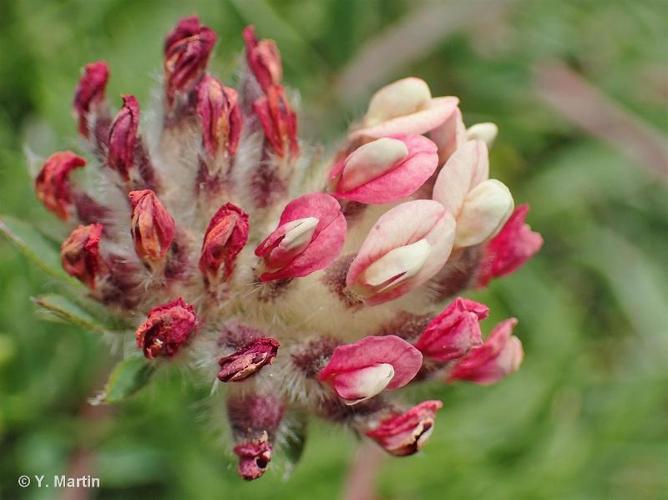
[[9, 16, 542, 481]]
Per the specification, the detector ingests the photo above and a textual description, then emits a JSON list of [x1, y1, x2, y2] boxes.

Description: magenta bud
[[242, 25, 283, 93], [218, 337, 280, 382], [199, 203, 249, 284], [60, 223, 105, 290], [253, 87, 298, 158], [35, 151, 86, 220], [415, 297, 489, 362], [366, 400, 443, 456], [135, 297, 198, 359], [196, 75, 243, 158], [108, 95, 140, 180], [128, 189, 175, 264], [477, 204, 543, 287], [255, 193, 346, 281], [163, 16, 216, 106], [448, 318, 523, 384], [319, 335, 422, 405], [73, 60, 109, 138], [233, 437, 272, 481]]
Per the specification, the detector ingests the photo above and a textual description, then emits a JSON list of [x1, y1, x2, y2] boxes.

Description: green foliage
[[0, 1, 666, 499]]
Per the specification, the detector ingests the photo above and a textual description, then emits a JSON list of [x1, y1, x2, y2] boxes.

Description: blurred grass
[[1, 0, 667, 499]]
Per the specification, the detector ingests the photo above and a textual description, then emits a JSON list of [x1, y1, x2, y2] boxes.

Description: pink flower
[[218, 337, 280, 382], [35, 151, 86, 220], [253, 87, 299, 158], [199, 203, 249, 284], [432, 140, 514, 247], [330, 134, 439, 204], [135, 297, 198, 359], [73, 61, 109, 138], [163, 16, 216, 105], [196, 75, 242, 159], [366, 400, 443, 456], [346, 200, 455, 305], [128, 190, 175, 264], [448, 318, 523, 384], [477, 204, 543, 287], [243, 25, 282, 93], [108, 95, 140, 180], [415, 298, 489, 362], [351, 78, 458, 141], [255, 193, 346, 281], [318, 335, 423, 404], [60, 223, 105, 290]]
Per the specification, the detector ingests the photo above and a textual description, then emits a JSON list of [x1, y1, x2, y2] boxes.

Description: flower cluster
[[30, 17, 542, 480]]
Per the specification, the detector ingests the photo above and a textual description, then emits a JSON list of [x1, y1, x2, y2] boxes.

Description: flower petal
[[455, 179, 514, 247]]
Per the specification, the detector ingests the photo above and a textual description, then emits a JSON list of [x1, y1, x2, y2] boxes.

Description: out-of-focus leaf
[[282, 412, 308, 476], [0, 214, 73, 282], [91, 356, 156, 405], [32, 294, 118, 333]]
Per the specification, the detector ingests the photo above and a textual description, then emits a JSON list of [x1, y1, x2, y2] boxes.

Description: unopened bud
[[135, 297, 197, 359], [60, 223, 105, 289], [128, 189, 175, 264], [35, 151, 86, 220]]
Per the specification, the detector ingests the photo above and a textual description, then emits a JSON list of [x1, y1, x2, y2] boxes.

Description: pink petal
[[415, 297, 489, 362], [319, 335, 423, 403], [429, 106, 466, 163], [255, 193, 346, 281], [432, 140, 489, 216], [346, 200, 455, 304], [448, 318, 523, 384], [351, 96, 459, 141], [477, 204, 543, 287], [366, 400, 443, 456], [331, 134, 439, 204]]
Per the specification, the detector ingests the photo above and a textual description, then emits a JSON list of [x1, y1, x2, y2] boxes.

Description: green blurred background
[[1, 0, 667, 499]]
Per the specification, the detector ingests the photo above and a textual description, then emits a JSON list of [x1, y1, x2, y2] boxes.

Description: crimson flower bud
[[196, 75, 242, 158], [35, 151, 86, 220], [366, 400, 443, 456], [199, 203, 249, 283], [108, 95, 140, 180], [135, 297, 197, 359], [319, 335, 422, 405], [448, 318, 523, 384], [129, 190, 175, 264], [218, 337, 280, 382], [253, 87, 298, 158], [255, 193, 346, 281], [73, 60, 109, 138], [242, 25, 283, 93], [477, 204, 543, 287], [234, 437, 272, 481], [163, 16, 216, 105], [415, 297, 489, 362], [60, 223, 104, 289]]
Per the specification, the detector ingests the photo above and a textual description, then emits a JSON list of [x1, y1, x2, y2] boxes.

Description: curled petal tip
[[319, 335, 422, 404], [35, 151, 86, 220], [366, 400, 443, 456], [255, 193, 346, 281], [135, 298, 198, 359], [331, 134, 438, 204], [466, 122, 498, 146], [455, 179, 514, 248]]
